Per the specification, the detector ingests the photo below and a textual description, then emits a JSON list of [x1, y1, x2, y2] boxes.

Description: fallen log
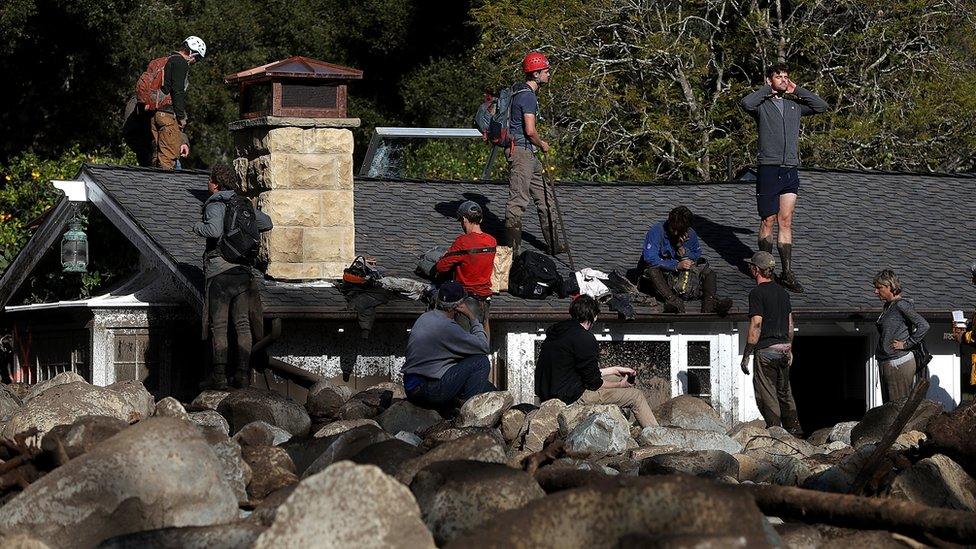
[[852, 378, 929, 495], [743, 483, 976, 544]]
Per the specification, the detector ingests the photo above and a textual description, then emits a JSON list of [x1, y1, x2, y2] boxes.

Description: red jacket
[[435, 232, 497, 297]]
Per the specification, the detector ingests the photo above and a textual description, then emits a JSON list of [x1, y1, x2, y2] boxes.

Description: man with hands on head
[[741, 63, 828, 294], [741, 251, 802, 436], [535, 295, 658, 427]]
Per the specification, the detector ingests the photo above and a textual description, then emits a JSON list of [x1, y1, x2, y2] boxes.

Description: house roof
[[5, 164, 973, 322], [224, 56, 364, 85]]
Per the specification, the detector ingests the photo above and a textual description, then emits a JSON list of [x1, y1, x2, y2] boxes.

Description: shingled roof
[[72, 164, 975, 321]]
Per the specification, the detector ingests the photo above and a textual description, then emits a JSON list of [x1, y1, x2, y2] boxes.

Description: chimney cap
[[224, 55, 363, 85]]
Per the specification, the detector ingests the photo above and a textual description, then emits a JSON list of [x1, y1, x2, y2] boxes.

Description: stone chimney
[[225, 57, 363, 280]]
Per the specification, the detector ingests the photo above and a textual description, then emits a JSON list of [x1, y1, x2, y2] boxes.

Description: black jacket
[[535, 319, 602, 403]]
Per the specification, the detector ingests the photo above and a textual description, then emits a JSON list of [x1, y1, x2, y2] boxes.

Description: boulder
[[0, 532, 49, 549], [733, 453, 760, 482], [40, 415, 129, 459], [827, 421, 859, 445], [253, 462, 435, 548], [500, 408, 526, 443], [23, 371, 85, 403], [398, 432, 508, 485], [823, 440, 849, 452], [802, 444, 876, 493], [630, 445, 678, 461], [153, 396, 189, 420], [105, 380, 156, 418], [0, 384, 23, 422], [769, 456, 815, 486], [654, 395, 728, 433], [3, 381, 153, 442], [376, 400, 443, 435], [0, 418, 237, 548], [444, 474, 779, 548], [640, 450, 739, 478], [422, 426, 505, 451], [188, 410, 230, 435], [368, 381, 407, 399], [339, 388, 394, 420], [190, 390, 230, 411], [247, 485, 296, 527], [304, 381, 350, 420], [202, 429, 252, 504], [534, 465, 615, 494], [727, 420, 768, 447], [458, 391, 514, 428], [302, 424, 392, 478], [233, 421, 292, 447], [396, 431, 423, 446], [638, 426, 742, 454], [924, 398, 976, 477], [893, 430, 926, 450], [411, 460, 545, 545], [97, 523, 265, 549], [806, 427, 832, 446], [889, 454, 976, 511], [519, 399, 566, 452], [850, 399, 943, 448], [564, 412, 633, 458], [558, 403, 631, 437], [351, 439, 425, 477], [742, 430, 818, 460], [313, 418, 381, 438], [242, 445, 299, 500], [217, 388, 311, 437]]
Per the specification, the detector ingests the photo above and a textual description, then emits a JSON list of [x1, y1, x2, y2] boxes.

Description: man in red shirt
[[435, 200, 497, 334]]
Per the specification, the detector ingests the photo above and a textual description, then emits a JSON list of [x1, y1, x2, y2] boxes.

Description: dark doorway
[[790, 335, 869, 433]]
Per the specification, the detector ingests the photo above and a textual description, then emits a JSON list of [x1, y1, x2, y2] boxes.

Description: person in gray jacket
[[873, 269, 929, 402], [741, 63, 828, 294], [402, 281, 495, 410], [193, 163, 272, 389]]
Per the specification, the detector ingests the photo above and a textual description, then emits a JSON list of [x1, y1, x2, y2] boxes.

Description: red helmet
[[522, 52, 550, 74]]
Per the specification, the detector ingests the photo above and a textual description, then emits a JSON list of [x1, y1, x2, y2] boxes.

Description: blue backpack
[[474, 84, 530, 147]]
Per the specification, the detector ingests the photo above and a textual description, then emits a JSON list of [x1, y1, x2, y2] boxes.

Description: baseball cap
[[457, 200, 483, 220], [745, 251, 776, 269], [437, 281, 466, 306]]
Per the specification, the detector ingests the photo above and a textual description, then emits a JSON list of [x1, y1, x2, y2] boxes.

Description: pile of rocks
[[0, 372, 974, 547]]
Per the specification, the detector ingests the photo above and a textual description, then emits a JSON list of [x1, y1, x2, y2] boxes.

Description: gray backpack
[[416, 246, 449, 280]]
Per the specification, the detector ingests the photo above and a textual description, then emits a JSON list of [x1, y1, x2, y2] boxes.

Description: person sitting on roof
[[434, 200, 497, 335], [402, 281, 496, 410], [638, 206, 733, 315], [193, 163, 272, 390], [535, 295, 658, 427]]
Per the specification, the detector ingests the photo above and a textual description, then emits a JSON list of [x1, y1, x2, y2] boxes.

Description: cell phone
[[626, 373, 636, 384]]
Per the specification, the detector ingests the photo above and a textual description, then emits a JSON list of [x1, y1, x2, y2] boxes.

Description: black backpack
[[508, 250, 564, 299], [218, 195, 261, 265], [474, 84, 531, 147]]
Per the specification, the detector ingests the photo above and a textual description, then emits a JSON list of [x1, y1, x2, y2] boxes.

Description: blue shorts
[[756, 166, 800, 219]]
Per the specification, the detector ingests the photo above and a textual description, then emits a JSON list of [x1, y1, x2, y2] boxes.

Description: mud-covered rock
[[654, 395, 727, 433], [154, 396, 189, 420], [202, 429, 252, 504], [411, 460, 544, 545], [519, 399, 566, 452], [558, 403, 631, 437], [253, 462, 434, 548], [105, 380, 156, 418], [889, 454, 976, 511], [500, 408, 526, 443], [851, 399, 943, 448], [398, 432, 507, 485], [40, 415, 128, 459], [189, 409, 230, 435], [0, 418, 237, 548], [243, 445, 299, 500], [97, 523, 265, 549], [191, 390, 231, 411], [565, 412, 633, 458], [217, 388, 310, 437], [924, 399, 976, 478], [638, 426, 742, 454], [234, 420, 292, 447], [339, 388, 394, 420], [377, 400, 443, 435], [640, 450, 739, 478], [351, 439, 425, 477], [313, 418, 380, 438], [304, 381, 351, 420], [302, 424, 391, 478], [0, 384, 23, 422], [22, 371, 85, 403], [458, 391, 514, 428]]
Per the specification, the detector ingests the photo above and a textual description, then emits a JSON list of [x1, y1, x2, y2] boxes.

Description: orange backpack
[[135, 56, 172, 111]]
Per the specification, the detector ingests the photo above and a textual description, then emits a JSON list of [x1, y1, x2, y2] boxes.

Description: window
[[112, 330, 159, 383], [684, 340, 712, 399]]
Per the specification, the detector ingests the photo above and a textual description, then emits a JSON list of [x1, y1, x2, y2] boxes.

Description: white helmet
[[183, 36, 207, 58]]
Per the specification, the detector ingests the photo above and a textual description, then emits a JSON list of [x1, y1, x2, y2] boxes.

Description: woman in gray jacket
[[873, 269, 929, 402]]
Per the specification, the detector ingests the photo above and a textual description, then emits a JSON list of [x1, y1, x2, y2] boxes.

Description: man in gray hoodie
[[741, 63, 828, 293], [193, 163, 272, 389]]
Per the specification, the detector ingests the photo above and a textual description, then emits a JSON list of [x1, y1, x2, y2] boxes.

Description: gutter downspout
[[252, 317, 323, 389]]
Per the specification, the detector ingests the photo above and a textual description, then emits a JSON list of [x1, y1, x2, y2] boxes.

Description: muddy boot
[[777, 270, 805, 293], [777, 243, 804, 293], [505, 224, 522, 256], [233, 367, 252, 389], [644, 267, 685, 313], [758, 236, 774, 254], [700, 267, 733, 315], [199, 364, 228, 391]]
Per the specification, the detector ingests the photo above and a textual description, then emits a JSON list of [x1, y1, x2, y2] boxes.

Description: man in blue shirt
[[504, 51, 564, 256], [639, 206, 732, 315]]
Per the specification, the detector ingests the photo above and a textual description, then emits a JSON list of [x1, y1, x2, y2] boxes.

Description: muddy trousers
[[504, 147, 561, 251], [753, 347, 801, 433], [879, 354, 917, 403], [209, 269, 252, 381], [579, 374, 659, 428], [151, 111, 181, 170]]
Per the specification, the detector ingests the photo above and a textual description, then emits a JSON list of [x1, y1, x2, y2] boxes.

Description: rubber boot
[[777, 243, 804, 293], [199, 364, 229, 391], [505, 225, 522, 257], [644, 267, 685, 313], [233, 367, 252, 389], [758, 236, 775, 254], [700, 268, 733, 316]]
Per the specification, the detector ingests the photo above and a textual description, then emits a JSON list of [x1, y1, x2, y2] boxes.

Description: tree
[[470, 0, 976, 180]]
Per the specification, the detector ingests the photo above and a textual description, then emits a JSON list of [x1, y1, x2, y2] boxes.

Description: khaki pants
[[151, 111, 182, 170], [579, 374, 658, 428], [504, 148, 558, 247], [753, 347, 801, 433], [879, 354, 917, 403]]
